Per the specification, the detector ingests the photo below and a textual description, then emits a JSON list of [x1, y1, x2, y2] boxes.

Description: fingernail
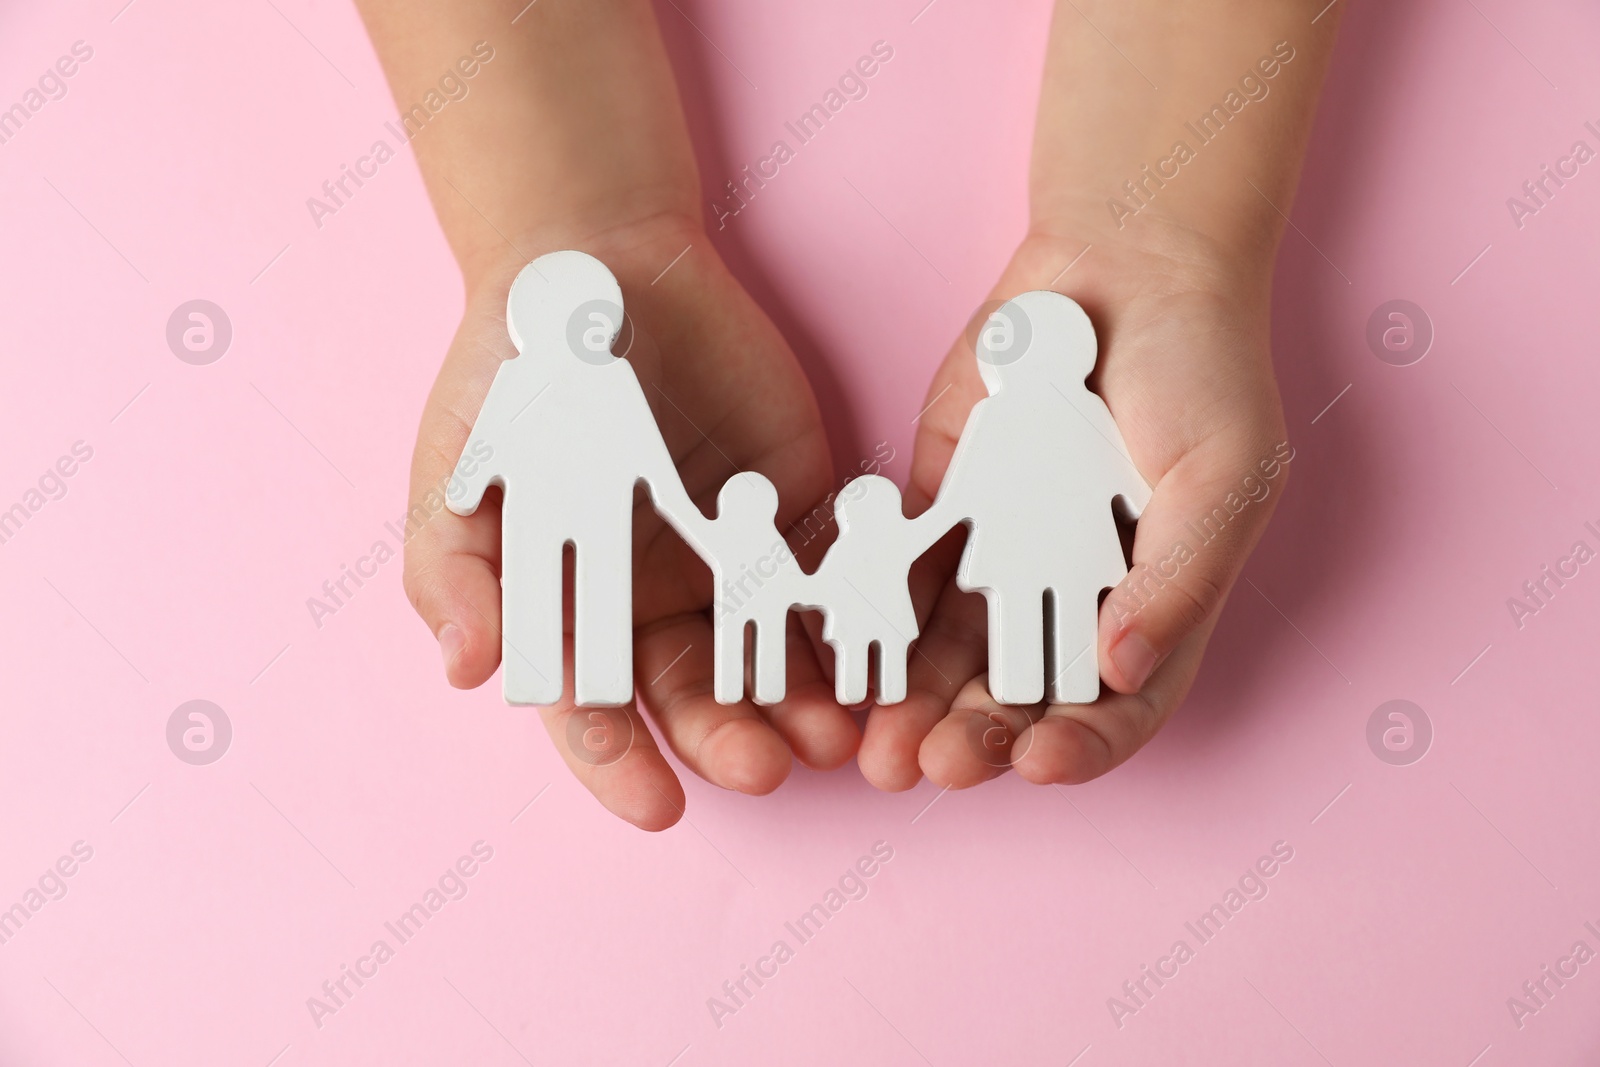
[[1110, 631, 1159, 690], [438, 623, 465, 674]]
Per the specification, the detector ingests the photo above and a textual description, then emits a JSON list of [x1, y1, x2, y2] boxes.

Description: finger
[[403, 297, 518, 688], [635, 612, 793, 795], [1099, 435, 1292, 694], [858, 574, 988, 792], [918, 679, 1042, 790], [1015, 612, 1218, 785], [538, 635, 686, 831], [404, 494, 504, 688], [760, 613, 860, 771]]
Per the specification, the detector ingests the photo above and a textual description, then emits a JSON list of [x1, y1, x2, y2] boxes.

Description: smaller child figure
[[814, 475, 946, 705], [693, 471, 809, 706]]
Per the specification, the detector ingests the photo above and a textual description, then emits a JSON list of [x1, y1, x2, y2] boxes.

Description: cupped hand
[[403, 214, 859, 830], [861, 228, 1291, 792]]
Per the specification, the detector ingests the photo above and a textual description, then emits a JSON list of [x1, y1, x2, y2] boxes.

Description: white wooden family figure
[[449, 251, 1150, 710]]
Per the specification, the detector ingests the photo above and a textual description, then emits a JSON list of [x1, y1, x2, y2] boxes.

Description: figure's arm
[[622, 375, 714, 555], [1089, 397, 1152, 520], [445, 363, 520, 517], [647, 472, 714, 559], [446, 439, 495, 517], [910, 401, 985, 538], [904, 506, 959, 557]]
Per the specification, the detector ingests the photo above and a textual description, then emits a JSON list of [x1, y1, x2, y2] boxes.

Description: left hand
[[859, 228, 1291, 791]]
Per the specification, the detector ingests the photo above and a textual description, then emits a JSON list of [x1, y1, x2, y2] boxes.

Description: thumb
[[402, 487, 504, 689], [402, 300, 516, 689], [1098, 436, 1294, 693]]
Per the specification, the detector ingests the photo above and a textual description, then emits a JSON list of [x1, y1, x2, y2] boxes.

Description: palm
[[623, 260, 833, 625]]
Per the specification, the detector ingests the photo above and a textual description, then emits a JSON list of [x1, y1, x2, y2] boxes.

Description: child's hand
[[353, 0, 864, 828], [855, 0, 1339, 792], [403, 216, 858, 829], [861, 230, 1288, 791], [358, 0, 1338, 812]]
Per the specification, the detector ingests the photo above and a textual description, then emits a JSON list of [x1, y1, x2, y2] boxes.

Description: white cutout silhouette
[[448, 251, 703, 707], [814, 475, 945, 705], [451, 253, 1150, 709], [922, 290, 1151, 704], [692, 471, 810, 706]]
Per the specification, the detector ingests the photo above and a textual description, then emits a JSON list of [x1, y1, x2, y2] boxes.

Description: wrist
[[1023, 0, 1342, 289], [1005, 221, 1271, 314], [459, 208, 704, 306]]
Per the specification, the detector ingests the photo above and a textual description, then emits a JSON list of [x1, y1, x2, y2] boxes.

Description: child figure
[[814, 475, 947, 705], [691, 471, 809, 706]]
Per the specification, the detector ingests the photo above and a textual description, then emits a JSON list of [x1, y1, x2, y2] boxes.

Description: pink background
[[3, 0, 1599, 1063]]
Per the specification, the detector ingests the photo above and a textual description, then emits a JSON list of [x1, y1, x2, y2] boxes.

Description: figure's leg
[[987, 590, 1045, 705], [500, 527, 563, 706], [574, 534, 632, 706], [875, 637, 909, 705], [1049, 586, 1101, 704], [832, 634, 869, 706], [714, 609, 747, 704], [751, 611, 788, 706]]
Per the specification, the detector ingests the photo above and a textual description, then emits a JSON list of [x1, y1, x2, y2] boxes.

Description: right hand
[[403, 214, 859, 830]]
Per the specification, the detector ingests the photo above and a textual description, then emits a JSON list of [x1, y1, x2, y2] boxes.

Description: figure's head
[[975, 290, 1097, 396], [833, 474, 903, 532], [506, 250, 626, 366], [717, 471, 780, 523]]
